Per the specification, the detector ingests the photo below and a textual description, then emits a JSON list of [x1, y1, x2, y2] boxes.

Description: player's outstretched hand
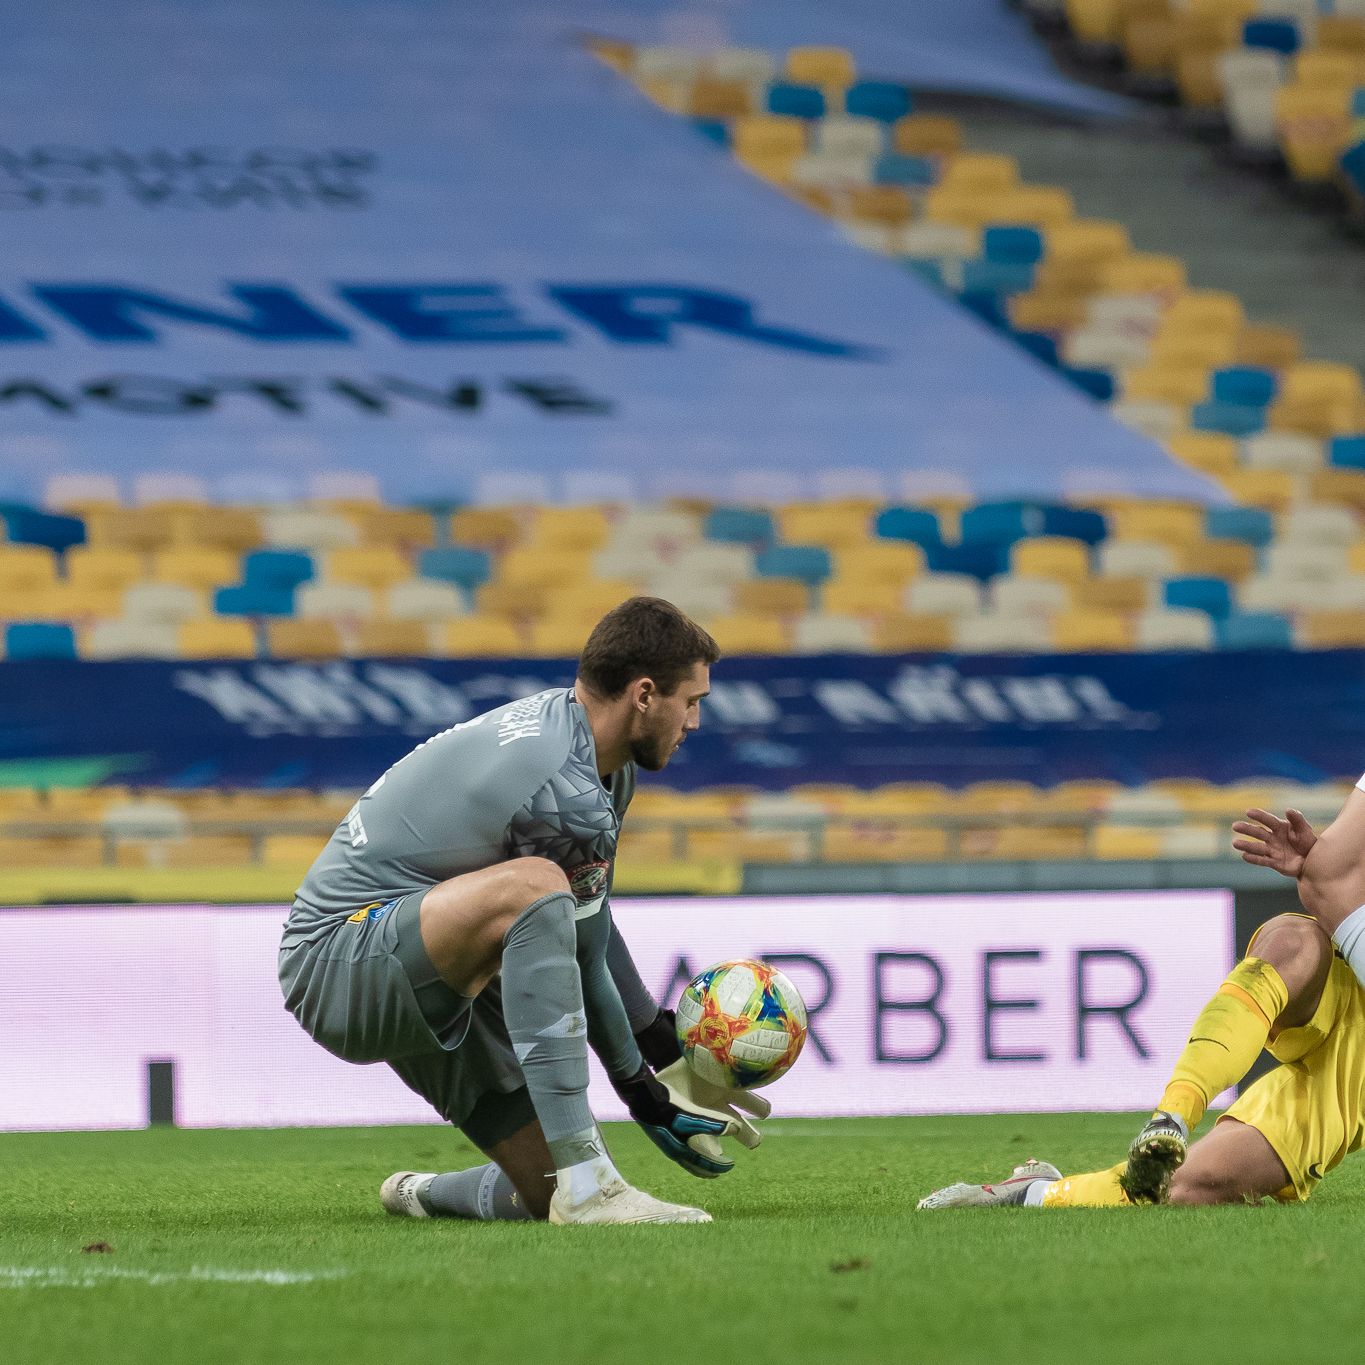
[[655, 1058, 771, 1153], [612, 1065, 738, 1178], [1232, 807, 1317, 877]]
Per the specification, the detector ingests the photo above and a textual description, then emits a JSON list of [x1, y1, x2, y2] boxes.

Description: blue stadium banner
[[1, 651, 1361, 790], [0, 1, 1208, 505]]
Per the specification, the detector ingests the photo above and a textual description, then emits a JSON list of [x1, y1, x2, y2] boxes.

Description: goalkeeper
[[280, 598, 769, 1226]]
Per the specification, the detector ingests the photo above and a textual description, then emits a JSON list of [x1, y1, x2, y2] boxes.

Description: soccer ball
[[675, 959, 808, 1090]]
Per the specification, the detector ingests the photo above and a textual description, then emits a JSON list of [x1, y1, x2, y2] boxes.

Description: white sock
[[1332, 903, 1365, 991], [556, 1130, 623, 1205], [1022, 1180, 1050, 1207]]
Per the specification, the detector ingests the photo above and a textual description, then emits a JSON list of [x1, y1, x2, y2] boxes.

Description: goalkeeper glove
[[633, 1006, 684, 1071], [655, 1059, 771, 1161], [612, 1064, 738, 1178]]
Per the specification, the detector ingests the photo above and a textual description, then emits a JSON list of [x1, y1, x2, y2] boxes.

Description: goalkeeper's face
[[628, 662, 710, 771]]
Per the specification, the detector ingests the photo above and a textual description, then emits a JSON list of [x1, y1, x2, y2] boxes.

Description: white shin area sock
[[1332, 903, 1365, 990]]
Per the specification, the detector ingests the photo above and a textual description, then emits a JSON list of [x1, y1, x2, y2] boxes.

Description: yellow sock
[[1041, 1163, 1130, 1208], [1156, 957, 1289, 1131]]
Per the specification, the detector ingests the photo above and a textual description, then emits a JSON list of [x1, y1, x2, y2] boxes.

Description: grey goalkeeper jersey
[[285, 688, 635, 947]]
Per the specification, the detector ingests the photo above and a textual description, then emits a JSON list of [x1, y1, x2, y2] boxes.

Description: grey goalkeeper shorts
[[279, 891, 535, 1147]]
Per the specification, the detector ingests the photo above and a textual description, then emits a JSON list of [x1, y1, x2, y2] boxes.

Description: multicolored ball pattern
[[675, 959, 808, 1090]]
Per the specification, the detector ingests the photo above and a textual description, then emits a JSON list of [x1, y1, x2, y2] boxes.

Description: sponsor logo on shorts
[[346, 901, 390, 924], [567, 860, 610, 906]]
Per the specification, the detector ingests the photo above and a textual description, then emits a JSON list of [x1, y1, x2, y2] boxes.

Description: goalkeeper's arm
[[605, 909, 684, 1069]]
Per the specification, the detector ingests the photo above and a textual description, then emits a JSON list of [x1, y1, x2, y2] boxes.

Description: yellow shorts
[[1221, 950, 1365, 1202]]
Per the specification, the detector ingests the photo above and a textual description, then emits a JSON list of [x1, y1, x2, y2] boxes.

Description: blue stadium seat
[[924, 541, 1010, 580], [873, 153, 937, 187], [1340, 140, 1365, 197], [1205, 505, 1274, 547], [243, 549, 314, 589], [5, 622, 76, 659], [1216, 612, 1293, 650], [874, 506, 940, 546], [1062, 366, 1117, 402], [1242, 18, 1300, 55], [419, 546, 493, 589], [1210, 367, 1277, 407], [691, 118, 730, 147], [904, 259, 947, 289], [214, 585, 297, 617], [956, 290, 1008, 328], [1013, 331, 1061, 367], [1328, 434, 1365, 469], [1164, 577, 1233, 619], [982, 226, 1044, 265], [766, 82, 825, 119], [3, 507, 86, 553], [754, 545, 832, 585], [1354, 91, 1365, 118], [1190, 401, 1266, 437], [703, 507, 775, 544], [844, 80, 913, 122], [960, 259, 1036, 295], [960, 502, 1107, 547]]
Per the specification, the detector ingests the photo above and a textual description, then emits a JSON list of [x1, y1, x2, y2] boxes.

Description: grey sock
[[420, 1165, 531, 1221], [500, 890, 595, 1168]]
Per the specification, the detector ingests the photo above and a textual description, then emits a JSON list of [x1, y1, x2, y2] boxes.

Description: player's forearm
[[605, 913, 662, 1032], [577, 908, 644, 1080], [1297, 786, 1365, 933]]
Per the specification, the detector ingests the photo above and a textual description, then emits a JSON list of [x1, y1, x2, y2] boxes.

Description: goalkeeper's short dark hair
[[578, 597, 720, 699]]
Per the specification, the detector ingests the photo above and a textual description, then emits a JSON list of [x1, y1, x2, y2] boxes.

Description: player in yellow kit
[[919, 778, 1365, 1210]]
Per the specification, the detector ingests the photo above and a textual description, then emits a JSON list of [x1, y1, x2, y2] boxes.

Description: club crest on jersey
[[567, 860, 610, 906]]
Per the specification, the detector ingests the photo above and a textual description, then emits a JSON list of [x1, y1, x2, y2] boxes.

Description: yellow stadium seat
[[64, 546, 144, 592], [776, 503, 872, 547], [636, 76, 690, 113], [891, 114, 962, 157], [1216, 468, 1299, 508], [526, 616, 596, 657], [0, 545, 59, 594], [1037, 780, 1124, 815], [1072, 576, 1150, 612], [497, 548, 595, 591], [821, 577, 905, 617], [476, 582, 549, 620], [1107, 501, 1205, 545], [1098, 253, 1187, 297], [821, 822, 950, 863], [1236, 323, 1301, 370], [450, 508, 523, 549], [152, 547, 240, 589], [922, 186, 1002, 229], [529, 507, 612, 552], [83, 507, 179, 551], [846, 186, 914, 226], [54, 584, 126, 620], [542, 581, 641, 621], [434, 615, 523, 657], [1166, 432, 1238, 475], [1294, 49, 1363, 88], [977, 825, 1090, 861], [940, 153, 1020, 193], [1148, 332, 1237, 369], [173, 507, 263, 553], [1008, 289, 1089, 332], [326, 546, 411, 590], [871, 613, 953, 652], [733, 578, 810, 615], [1047, 217, 1130, 265], [261, 833, 327, 866], [1275, 83, 1353, 181], [0, 835, 107, 868], [265, 618, 343, 659], [1011, 537, 1093, 581], [685, 78, 755, 120], [178, 617, 257, 659], [955, 781, 1045, 813], [733, 115, 806, 165], [353, 619, 432, 656], [115, 834, 257, 869], [835, 542, 923, 583], [351, 507, 437, 549], [1174, 540, 1256, 581], [1066, 0, 1123, 44], [1092, 825, 1164, 859], [688, 825, 814, 864], [703, 613, 790, 653], [1123, 366, 1211, 406], [1051, 610, 1134, 651], [1314, 470, 1365, 510], [1163, 289, 1243, 332], [1123, 14, 1178, 72], [1299, 610, 1365, 648], [784, 45, 855, 88], [1176, 47, 1229, 109], [1280, 362, 1362, 408], [1319, 16, 1365, 53], [989, 186, 1075, 228]]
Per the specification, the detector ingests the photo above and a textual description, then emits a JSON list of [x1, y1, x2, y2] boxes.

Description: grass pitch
[[2, 1114, 1363, 1365]]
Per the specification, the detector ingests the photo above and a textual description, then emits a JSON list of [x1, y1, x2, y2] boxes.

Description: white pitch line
[[0, 1265, 349, 1290]]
